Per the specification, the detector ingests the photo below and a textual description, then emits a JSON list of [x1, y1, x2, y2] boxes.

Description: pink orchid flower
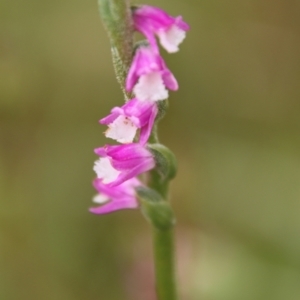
[[93, 143, 155, 187], [90, 177, 140, 214], [132, 5, 189, 53], [100, 98, 158, 145], [126, 46, 178, 102]]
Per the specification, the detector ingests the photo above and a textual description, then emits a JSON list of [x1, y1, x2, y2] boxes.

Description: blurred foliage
[[1, 0, 300, 299]]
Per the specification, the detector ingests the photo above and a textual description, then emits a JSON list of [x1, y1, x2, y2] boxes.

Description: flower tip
[[89, 205, 109, 214], [175, 16, 190, 31], [89, 206, 114, 215], [94, 147, 106, 156], [89, 207, 99, 214]]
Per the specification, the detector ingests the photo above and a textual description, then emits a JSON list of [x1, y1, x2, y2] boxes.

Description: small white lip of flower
[[93, 194, 110, 204], [157, 25, 186, 53], [93, 157, 120, 184], [134, 72, 168, 101], [105, 115, 137, 144]]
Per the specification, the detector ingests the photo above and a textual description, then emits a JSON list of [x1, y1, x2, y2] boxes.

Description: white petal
[[157, 25, 186, 53], [93, 194, 109, 204], [134, 72, 168, 101], [105, 115, 137, 143], [93, 157, 120, 184]]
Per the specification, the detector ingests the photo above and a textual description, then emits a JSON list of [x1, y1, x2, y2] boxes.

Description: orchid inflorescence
[[90, 5, 189, 215]]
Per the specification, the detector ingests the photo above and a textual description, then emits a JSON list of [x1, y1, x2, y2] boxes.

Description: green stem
[[153, 227, 178, 300], [147, 175, 177, 299], [148, 169, 169, 199], [98, 0, 133, 99]]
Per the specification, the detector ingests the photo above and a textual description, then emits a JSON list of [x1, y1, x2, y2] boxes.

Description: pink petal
[[139, 104, 158, 145], [89, 198, 138, 214]]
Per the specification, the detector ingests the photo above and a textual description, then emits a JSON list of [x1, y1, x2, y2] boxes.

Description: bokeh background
[[1, 0, 300, 299]]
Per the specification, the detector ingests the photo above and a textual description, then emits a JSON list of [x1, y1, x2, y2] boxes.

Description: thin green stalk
[[148, 169, 169, 199], [153, 226, 177, 300], [98, 0, 133, 99], [148, 175, 177, 299]]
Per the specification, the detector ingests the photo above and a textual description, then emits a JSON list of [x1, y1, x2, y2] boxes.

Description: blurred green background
[[1, 0, 300, 299]]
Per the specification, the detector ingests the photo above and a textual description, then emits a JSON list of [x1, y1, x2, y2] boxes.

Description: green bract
[[136, 186, 175, 230], [148, 144, 177, 181]]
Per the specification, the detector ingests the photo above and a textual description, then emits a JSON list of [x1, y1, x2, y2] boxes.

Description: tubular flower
[[132, 5, 190, 53], [100, 98, 158, 145], [126, 45, 178, 101], [89, 177, 140, 214], [93, 143, 155, 187]]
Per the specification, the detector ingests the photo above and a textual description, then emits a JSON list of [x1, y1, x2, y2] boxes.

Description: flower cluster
[[90, 5, 189, 214]]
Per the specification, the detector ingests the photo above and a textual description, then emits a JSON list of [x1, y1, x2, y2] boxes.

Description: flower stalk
[[153, 227, 177, 300], [98, 0, 134, 98], [93, 1, 189, 299]]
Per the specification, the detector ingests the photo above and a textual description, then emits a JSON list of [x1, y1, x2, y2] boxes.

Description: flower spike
[[126, 45, 178, 102], [132, 5, 189, 53]]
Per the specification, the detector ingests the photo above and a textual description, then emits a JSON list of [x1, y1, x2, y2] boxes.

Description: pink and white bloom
[[100, 98, 158, 145], [93, 143, 155, 187], [90, 177, 140, 214], [132, 5, 190, 53], [126, 46, 178, 101]]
